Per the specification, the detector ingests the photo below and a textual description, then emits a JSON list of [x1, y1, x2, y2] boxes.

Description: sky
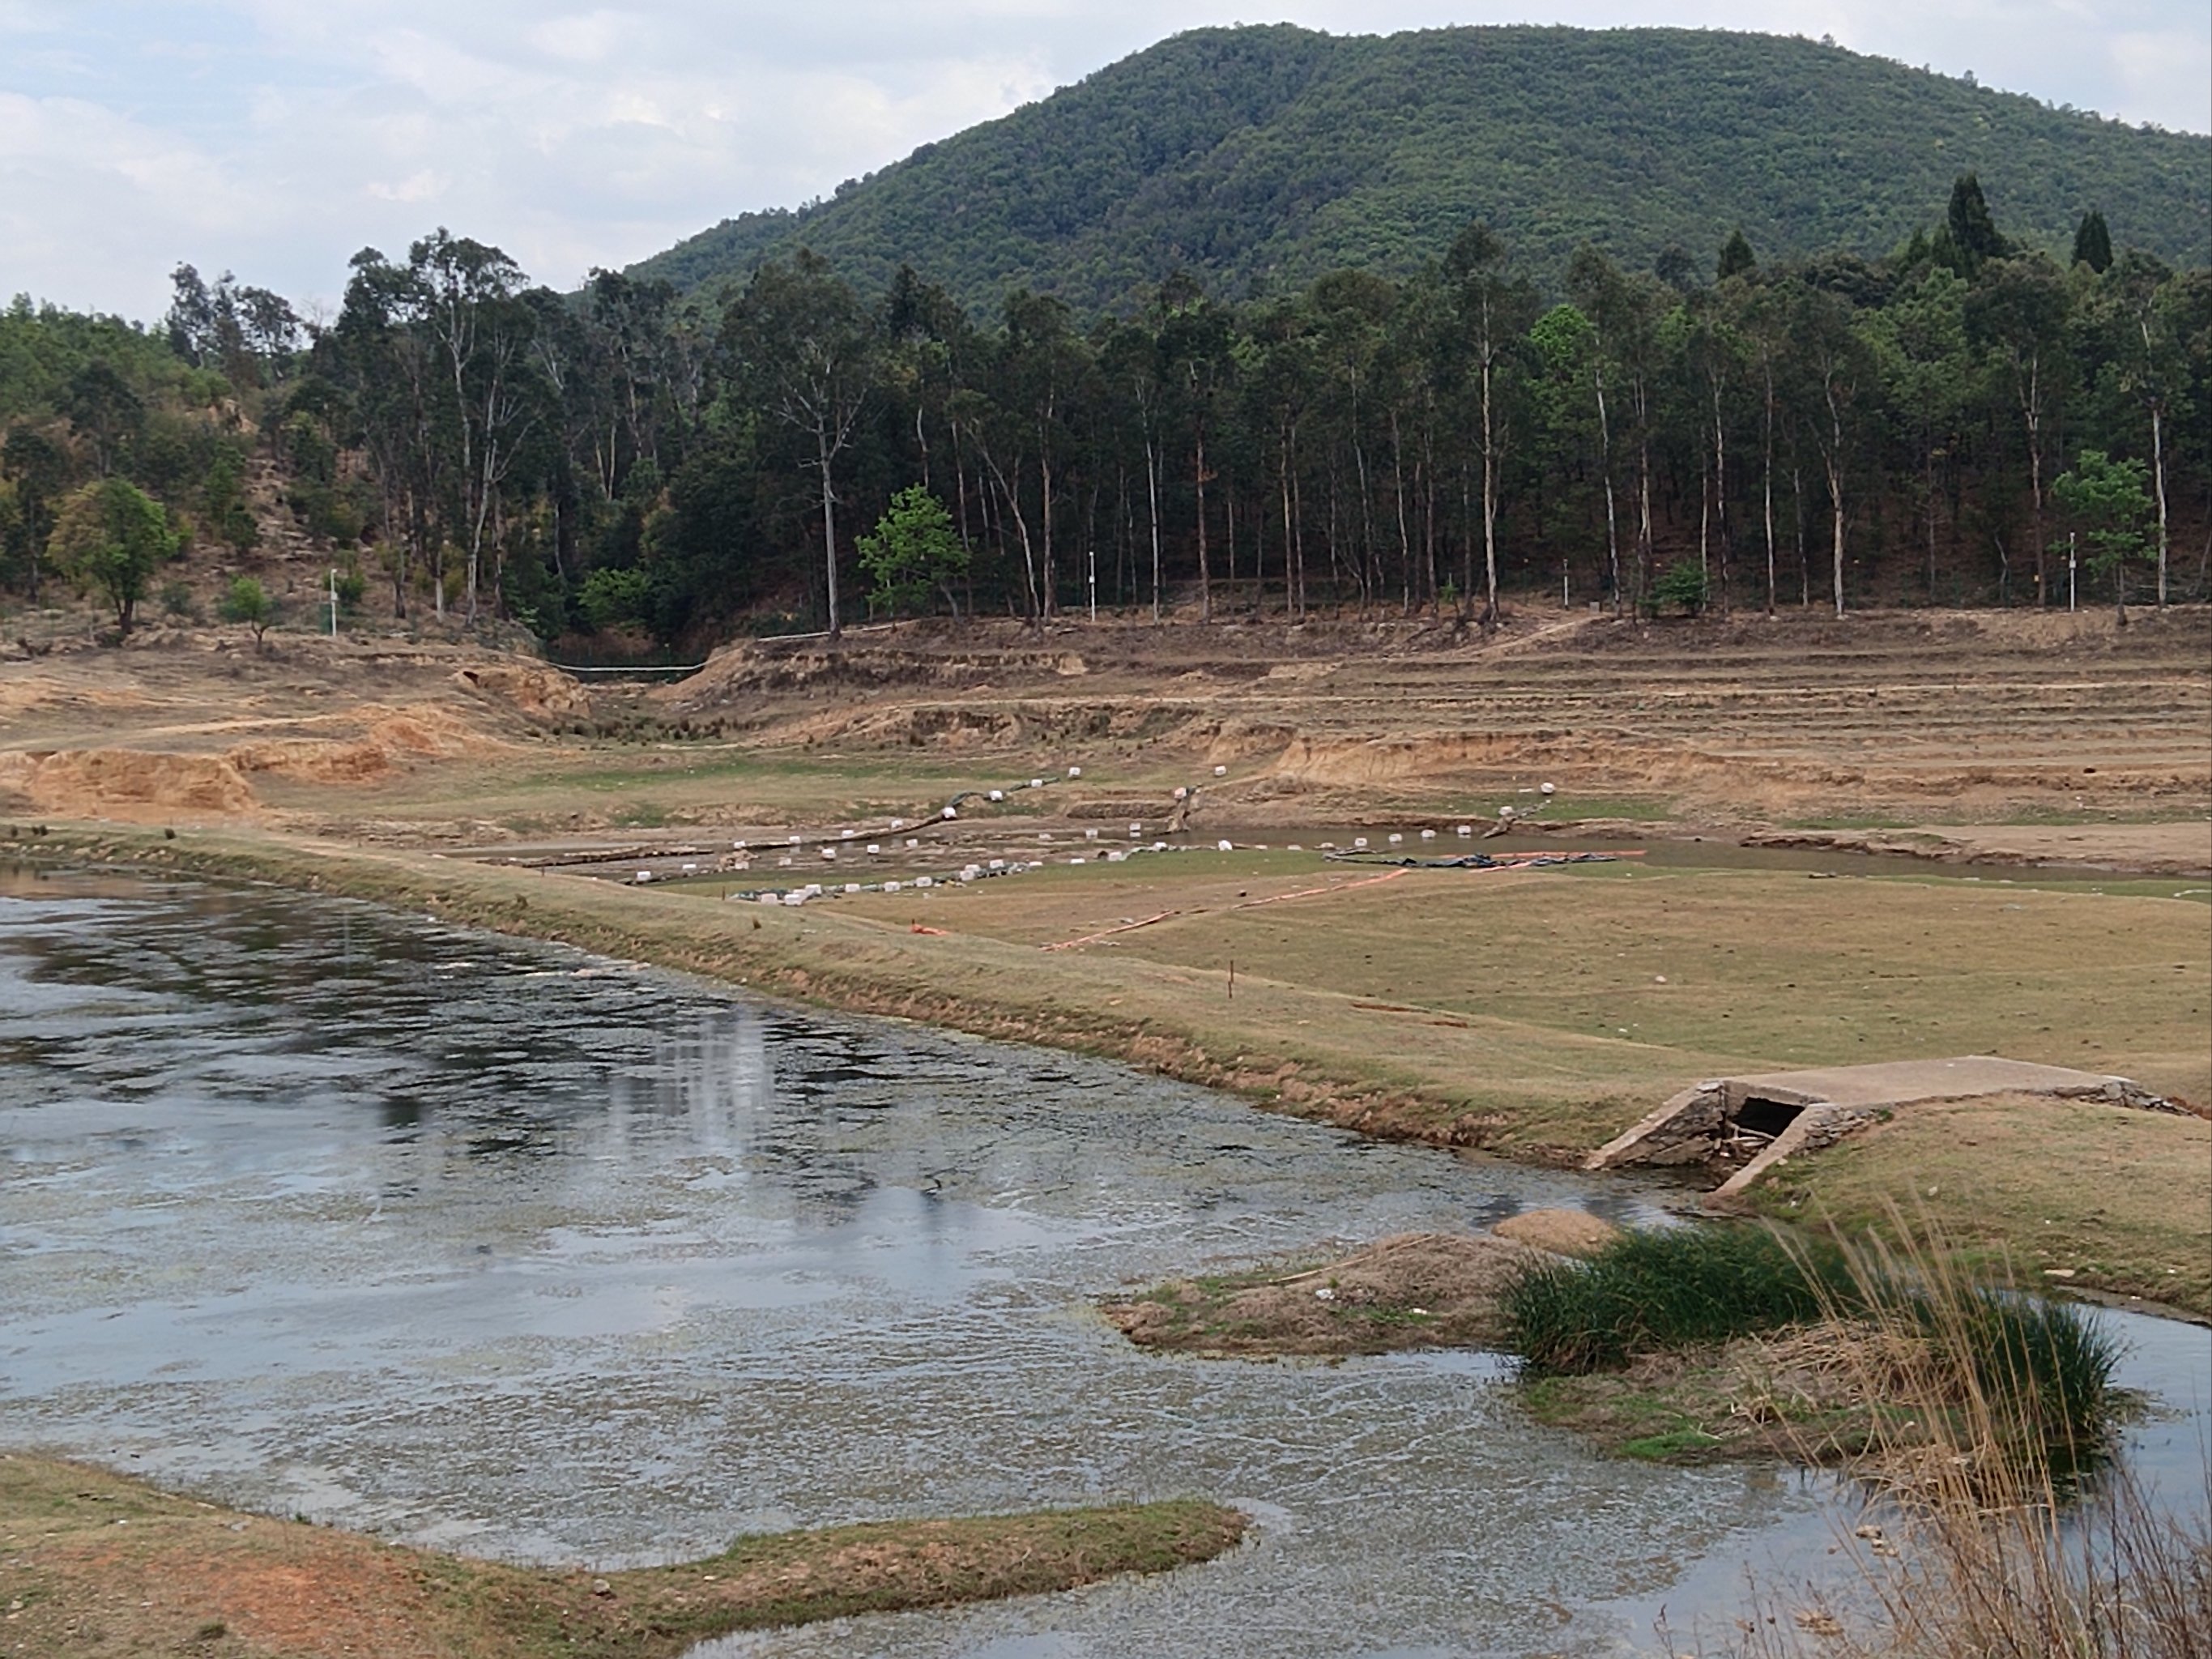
[[4, 2, 2206, 322]]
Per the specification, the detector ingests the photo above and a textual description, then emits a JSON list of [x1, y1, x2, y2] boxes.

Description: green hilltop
[[629, 23, 2210, 313]]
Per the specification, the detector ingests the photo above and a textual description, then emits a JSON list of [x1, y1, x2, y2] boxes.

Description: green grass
[[1943, 1292, 2120, 1456], [1503, 1223, 1856, 1373], [1618, 1427, 1725, 1461]]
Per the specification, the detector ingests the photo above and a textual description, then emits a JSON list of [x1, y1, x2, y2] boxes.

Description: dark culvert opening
[[1732, 1096, 1809, 1140]]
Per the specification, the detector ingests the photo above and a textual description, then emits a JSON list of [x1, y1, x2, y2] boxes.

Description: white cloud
[[530, 11, 633, 65], [1, 1, 2204, 321]]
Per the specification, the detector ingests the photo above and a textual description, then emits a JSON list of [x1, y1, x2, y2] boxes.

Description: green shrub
[[578, 565, 654, 633], [1920, 1284, 2119, 1458], [1650, 560, 1711, 616], [218, 574, 275, 642], [1504, 1223, 1856, 1372], [333, 562, 367, 616]]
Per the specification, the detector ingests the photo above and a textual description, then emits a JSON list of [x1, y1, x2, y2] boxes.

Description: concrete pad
[[1719, 1056, 2137, 1111]]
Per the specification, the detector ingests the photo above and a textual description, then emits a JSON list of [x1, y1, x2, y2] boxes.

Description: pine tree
[[2071, 208, 2113, 273], [1946, 173, 2009, 273], [1716, 228, 1757, 282]]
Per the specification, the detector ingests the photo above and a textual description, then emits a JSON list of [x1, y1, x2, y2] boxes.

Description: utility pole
[[2067, 532, 2077, 614], [1088, 547, 1097, 623], [328, 567, 339, 636]]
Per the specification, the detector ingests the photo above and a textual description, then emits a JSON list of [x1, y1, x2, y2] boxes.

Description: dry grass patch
[[1106, 1231, 1545, 1357], [1748, 1094, 2212, 1316]]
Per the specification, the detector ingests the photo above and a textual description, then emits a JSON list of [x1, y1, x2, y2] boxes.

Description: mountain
[[628, 23, 2210, 313]]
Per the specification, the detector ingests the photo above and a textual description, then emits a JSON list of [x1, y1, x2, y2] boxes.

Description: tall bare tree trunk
[[2023, 353, 2046, 608], [1480, 346, 1500, 629], [817, 429, 842, 638], [1194, 431, 1212, 624], [1144, 436, 1162, 623], [1711, 383, 1730, 615], [1038, 439, 1055, 621], [2150, 401, 2169, 607], [1826, 381, 1847, 619], [1760, 367, 1776, 616], [1593, 368, 1621, 616]]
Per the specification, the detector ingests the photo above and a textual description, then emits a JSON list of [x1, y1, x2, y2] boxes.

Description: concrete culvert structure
[[1588, 1056, 2185, 1204]]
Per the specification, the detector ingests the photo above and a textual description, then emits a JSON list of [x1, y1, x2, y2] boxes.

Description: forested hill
[[630, 24, 2210, 313]]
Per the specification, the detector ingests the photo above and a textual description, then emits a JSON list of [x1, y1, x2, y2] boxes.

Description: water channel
[[2, 867, 2203, 1658]]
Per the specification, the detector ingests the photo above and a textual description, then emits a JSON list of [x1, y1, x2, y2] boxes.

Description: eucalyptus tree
[[1568, 247, 1664, 611], [1780, 280, 1874, 617], [1097, 317, 1169, 619], [884, 266, 989, 595], [722, 251, 876, 638], [1242, 301, 1321, 617], [1967, 254, 2071, 606], [998, 290, 1092, 618], [1447, 221, 1536, 626], [1309, 269, 1398, 608], [1528, 301, 1607, 603], [572, 269, 680, 498], [164, 264, 300, 390], [407, 230, 539, 622], [1866, 267, 1972, 600], [1378, 272, 1453, 615], [331, 248, 445, 616], [1156, 279, 1235, 621], [1726, 279, 1792, 613], [1673, 284, 1747, 610], [2095, 253, 2184, 605]]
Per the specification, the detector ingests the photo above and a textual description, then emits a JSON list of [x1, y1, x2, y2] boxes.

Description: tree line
[[2, 176, 2206, 643]]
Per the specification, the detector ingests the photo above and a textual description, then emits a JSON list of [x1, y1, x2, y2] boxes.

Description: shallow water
[[0, 866, 2201, 1659]]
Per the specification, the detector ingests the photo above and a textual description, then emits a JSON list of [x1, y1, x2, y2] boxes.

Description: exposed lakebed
[[2, 867, 2202, 1658]]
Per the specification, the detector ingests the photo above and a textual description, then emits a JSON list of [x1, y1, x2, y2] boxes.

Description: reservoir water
[[2, 868, 2202, 1658]]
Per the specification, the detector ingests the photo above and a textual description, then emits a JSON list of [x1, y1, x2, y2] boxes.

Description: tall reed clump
[[1505, 1218, 2123, 1465], [1716, 1210, 2210, 1659], [1503, 1222, 1860, 1373]]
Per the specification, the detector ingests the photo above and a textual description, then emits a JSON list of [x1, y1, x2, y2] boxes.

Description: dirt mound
[[227, 706, 499, 783], [1272, 730, 1604, 787], [672, 638, 1089, 709], [1492, 1208, 1623, 1258], [1105, 1231, 1542, 1357], [452, 663, 592, 720], [766, 697, 1201, 753], [0, 748, 260, 818]]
